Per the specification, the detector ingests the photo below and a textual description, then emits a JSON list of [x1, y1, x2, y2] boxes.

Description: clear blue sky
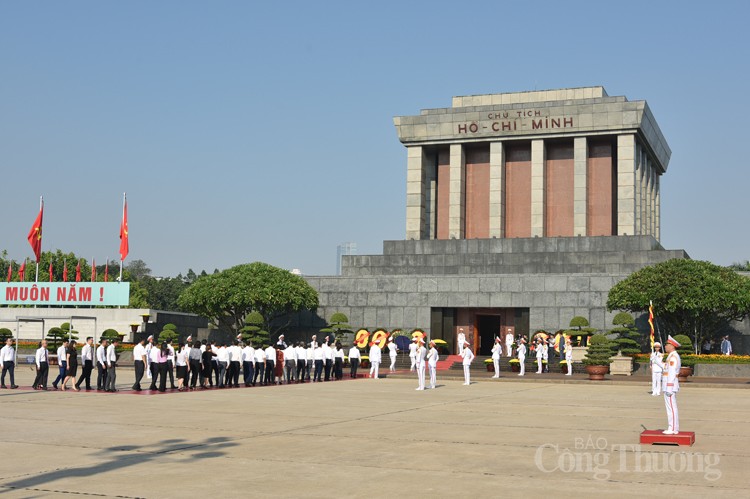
[[2, 1, 749, 276]]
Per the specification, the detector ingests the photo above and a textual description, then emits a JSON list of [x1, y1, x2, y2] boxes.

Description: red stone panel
[[465, 145, 490, 239], [504, 144, 532, 238], [545, 142, 574, 237], [436, 148, 451, 239], [587, 140, 615, 236]]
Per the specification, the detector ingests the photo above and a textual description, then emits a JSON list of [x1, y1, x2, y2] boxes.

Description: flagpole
[[35, 195, 43, 283], [119, 192, 125, 282]]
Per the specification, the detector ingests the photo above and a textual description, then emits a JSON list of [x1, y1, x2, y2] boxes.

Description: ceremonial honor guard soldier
[[564, 337, 573, 376], [491, 337, 502, 378], [369, 340, 382, 379], [662, 335, 682, 434], [517, 338, 527, 376], [649, 342, 664, 396], [414, 338, 426, 390], [426, 340, 439, 389], [460, 341, 474, 385], [457, 328, 466, 356]]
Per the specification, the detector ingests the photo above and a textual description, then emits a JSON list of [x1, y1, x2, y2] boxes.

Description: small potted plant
[[360, 355, 370, 369], [509, 358, 521, 372], [559, 359, 568, 373], [582, 334, 613, 380], [484, 358, 494, 372], [673, 334, 694, 381]]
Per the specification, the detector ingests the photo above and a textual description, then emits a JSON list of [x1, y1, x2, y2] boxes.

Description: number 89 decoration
[[354, 328, 392, 349]]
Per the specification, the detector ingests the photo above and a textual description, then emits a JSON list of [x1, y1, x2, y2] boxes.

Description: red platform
[[640, 430, 695, 446]]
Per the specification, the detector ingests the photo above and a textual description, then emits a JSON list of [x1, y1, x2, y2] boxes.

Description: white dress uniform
[[388, 341, 398, 372], [461, 345, 474, 385], [650, 349, 665, 395], [564, 341, 573, 375], [426, 345, 439, 389], [414, 343, 426, 390], [517, 343, 526, 376], [457, 331, 466, 355], [408, 342, 417, 371], [663, 348, 681, 434], [369, 344, 382, 379], [491, 342, 502, 378], [536, 342, 544, 374], [505, 333, 514, 357]]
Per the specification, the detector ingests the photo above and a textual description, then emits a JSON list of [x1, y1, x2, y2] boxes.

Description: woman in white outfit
[[414, 339, 426, 390], [517, 338, 526, 376], [564, 337, 573, 375], [388, 337, 398, 372], [461, 342, 474, 385], [491, 337, 502, 378], [427, 340, 439, 389], [650, 342, 664, 396]]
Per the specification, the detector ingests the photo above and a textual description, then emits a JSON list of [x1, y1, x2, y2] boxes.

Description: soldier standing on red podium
[[662, 335, 682, 434]]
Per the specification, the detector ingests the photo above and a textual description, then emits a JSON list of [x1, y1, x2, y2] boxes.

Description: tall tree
[[607, 259, 750, 353], [177, 262, 319, 337]]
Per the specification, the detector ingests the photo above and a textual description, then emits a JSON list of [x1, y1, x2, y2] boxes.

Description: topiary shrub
[[0, 328, 12, 343], [673, 334, 693, 355], [611, 312, 642, 355], [583, 334, 614, 366], [240, 311, 269, 346]]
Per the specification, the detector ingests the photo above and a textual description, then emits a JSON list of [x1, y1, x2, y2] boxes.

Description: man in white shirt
[[33, 339, 50, 390], [75, 336, 95, 390], [322, 341, 333, 381], [105, 339, 119, 392], [369, 341, 382, 379], [216, 343, 229, 388], [144, 335, 154, 380], [313, 344, 324, 382], [228, 340, 242, 387], [242, 342, 255, 387], [131, 338, 146, 391], [52, 339, 69, 390], [264, 344, 276, 385], [0, 337, 18, 389], [253, 345, 265, 386], [348, 344, 361, 378], [167, 342, 177, 390], [295, 342, 307, 382], [427, 340, 439, 389], [96, 339, 108, 390], [148, 342, 161, 390], [284, 343, 297, 384]]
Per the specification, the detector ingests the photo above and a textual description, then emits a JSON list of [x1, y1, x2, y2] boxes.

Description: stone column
[[489, 141, 504, 238], [405, 146, 427, 240], [655, 174, 661, 240], [449, 144, 465, 239], [616, 134, 637, 236], [531, 139, 545, 237], [573, 137, 587, 236]]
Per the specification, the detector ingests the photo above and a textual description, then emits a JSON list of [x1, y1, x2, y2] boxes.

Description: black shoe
[[10, 385, 18, 389], [171, 386, 177, 390], [1, 385, 7, 389], [75, 384, 81, 390]]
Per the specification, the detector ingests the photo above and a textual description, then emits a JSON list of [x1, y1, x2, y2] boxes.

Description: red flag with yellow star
[[27, 197, 43, 262], [119, 195, 129, 262]]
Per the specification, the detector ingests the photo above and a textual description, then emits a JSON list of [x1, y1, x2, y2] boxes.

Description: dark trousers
[[97, 363, 107, 389], [324, 359, 332, 381], [350, 358, 360, 378], [314, 359, 324, 381], [243, 361, 254, 386], [285, 360, 296, 383], [212, 360, 220, 386], [33, 362, 48, 388], [230, 361, 240, 386], [1, 361, 15, 387], [52, 361, 66, 387], [218, 362, 227, 387], [306, 360, 312, 380], [76, 359, 93, 389], [105, 364, 117, 391], [158, 362, 168, 391], [189, 360, 202, 387], [296, 360, 306, 382], [334, 358, 343, 380], [264, 361, 275, 384], [254, 361, 264, 385], [133, 360, 145, 390], [167, 360, 176, 388], [149, 362, 160, 390]]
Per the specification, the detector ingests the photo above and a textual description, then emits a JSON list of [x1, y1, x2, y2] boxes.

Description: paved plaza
[[1, 367, 749, 498]]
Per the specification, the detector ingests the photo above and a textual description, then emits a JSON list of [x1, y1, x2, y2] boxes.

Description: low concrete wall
[[694, 364, 750, 378]]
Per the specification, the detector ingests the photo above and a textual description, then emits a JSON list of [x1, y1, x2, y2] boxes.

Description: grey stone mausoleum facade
[[302, 87, 690, 355]]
